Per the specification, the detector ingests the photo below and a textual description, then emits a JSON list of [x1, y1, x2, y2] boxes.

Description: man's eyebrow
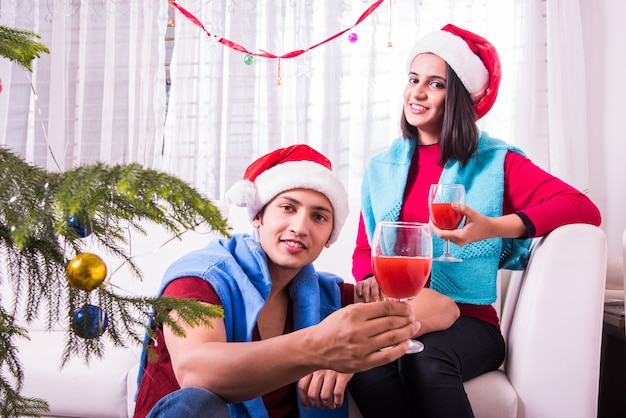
[[313, 205, 333, 214], [279, 193, 333, 213]]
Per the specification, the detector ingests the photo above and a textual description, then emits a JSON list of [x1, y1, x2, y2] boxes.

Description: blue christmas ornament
[[72, 304, 108, 339], [68, 214, 93, 238]]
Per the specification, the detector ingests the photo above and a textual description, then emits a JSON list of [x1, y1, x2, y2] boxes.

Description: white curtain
[[0, 0, 591, 198], [0, 0, 167, 172], [511, 0, 590, 193], [161, 0, 524, 202]]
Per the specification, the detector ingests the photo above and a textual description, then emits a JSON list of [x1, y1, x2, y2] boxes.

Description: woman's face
[[403, 53, 447, 145]]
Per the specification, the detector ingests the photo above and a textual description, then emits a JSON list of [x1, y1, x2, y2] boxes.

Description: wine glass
[[428, 184, 466, 262], [371, 221, 433, 354]]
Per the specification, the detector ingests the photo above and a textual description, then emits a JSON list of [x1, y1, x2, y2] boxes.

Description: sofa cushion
[[465, 370, 518, 418]]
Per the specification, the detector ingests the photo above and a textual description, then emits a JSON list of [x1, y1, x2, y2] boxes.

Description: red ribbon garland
[[168, 0, 385, 59]]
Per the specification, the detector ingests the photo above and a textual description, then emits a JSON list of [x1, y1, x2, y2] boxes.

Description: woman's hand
[[298, 370, 353, 410], [430, 203, 527, 245], [355, 275, 384, 303]]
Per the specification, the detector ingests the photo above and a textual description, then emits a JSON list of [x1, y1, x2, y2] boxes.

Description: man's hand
[[298, 370, 353, 410], [355, 275, 384, 302], [310, 300, 420, 373]]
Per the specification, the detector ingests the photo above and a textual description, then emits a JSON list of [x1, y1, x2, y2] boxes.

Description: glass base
[[434, 252, 462, 262], [407, 339, 424, 354]]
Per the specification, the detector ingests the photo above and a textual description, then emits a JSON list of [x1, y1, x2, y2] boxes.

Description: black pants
[[348, 316, 505, 418]]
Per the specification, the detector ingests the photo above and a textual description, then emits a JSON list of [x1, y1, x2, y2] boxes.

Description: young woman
[[349, 24, 602, 417]]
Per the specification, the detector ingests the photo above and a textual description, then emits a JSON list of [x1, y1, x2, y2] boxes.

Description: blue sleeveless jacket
[[137, 232, 347, 418], [361, 131, 532, 304]]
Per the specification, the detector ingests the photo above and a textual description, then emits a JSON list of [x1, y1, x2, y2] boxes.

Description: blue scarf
[[361, 132, 532, 304]]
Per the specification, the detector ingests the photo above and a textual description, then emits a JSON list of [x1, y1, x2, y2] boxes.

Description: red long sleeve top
[[352, 143, 601, 327]]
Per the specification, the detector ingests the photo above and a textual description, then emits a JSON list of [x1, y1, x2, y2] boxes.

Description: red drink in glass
[[429, 202, 463, 230], [428, 184, 466, 262], [372, 255, 432, 301], [371, 221, 432, 353]]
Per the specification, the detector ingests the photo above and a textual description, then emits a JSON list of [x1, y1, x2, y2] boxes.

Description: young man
[[133, 144, 458, 418]]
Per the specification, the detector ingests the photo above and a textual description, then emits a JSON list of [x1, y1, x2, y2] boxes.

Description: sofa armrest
[[506, 224, 606, 417]]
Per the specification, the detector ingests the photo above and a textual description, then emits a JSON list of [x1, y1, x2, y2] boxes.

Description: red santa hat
[[225, 144, 349, 244], [406, 23, 501, 120]]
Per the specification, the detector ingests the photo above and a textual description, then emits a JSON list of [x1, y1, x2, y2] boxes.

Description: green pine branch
[[0, 25, 49, 72], [0, 309, 50, 416], [0, 147, 229, 416]]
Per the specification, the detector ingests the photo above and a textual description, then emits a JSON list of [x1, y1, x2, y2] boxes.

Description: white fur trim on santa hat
[[406, 30, 489, 103], [225, 160, 349, 245], [225, 179, 260, 209]]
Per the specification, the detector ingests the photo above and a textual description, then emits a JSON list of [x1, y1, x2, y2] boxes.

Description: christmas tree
[[0, 25, 228, 417]]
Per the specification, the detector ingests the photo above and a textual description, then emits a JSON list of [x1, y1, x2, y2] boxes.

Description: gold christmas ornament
[[66, 252, 107, 291]]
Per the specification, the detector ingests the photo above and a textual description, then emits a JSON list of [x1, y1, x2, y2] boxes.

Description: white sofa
[[8, 205, 608, 418]]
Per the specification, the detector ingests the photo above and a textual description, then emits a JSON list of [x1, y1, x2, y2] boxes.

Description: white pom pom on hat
[[406, 23, 502, 120], [225, 144, 349, 244]]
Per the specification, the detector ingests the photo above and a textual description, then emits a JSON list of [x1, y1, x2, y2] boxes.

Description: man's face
[[253, 188, 334, 276]]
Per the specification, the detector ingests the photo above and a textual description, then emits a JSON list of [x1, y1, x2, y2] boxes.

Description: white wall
[[586, 0, 626, 257]]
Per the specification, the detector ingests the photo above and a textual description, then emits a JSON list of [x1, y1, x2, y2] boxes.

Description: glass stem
[[444, 239, 451, 255]]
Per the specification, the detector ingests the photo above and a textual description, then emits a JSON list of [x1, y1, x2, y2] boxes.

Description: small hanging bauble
[[66, 253, 107, 291], [168, 3, 175, 27], [348, 32, 359, 43], [72, 304, 108, 339], [244, 54, 254, 65], [68, 214, 93, 238]]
